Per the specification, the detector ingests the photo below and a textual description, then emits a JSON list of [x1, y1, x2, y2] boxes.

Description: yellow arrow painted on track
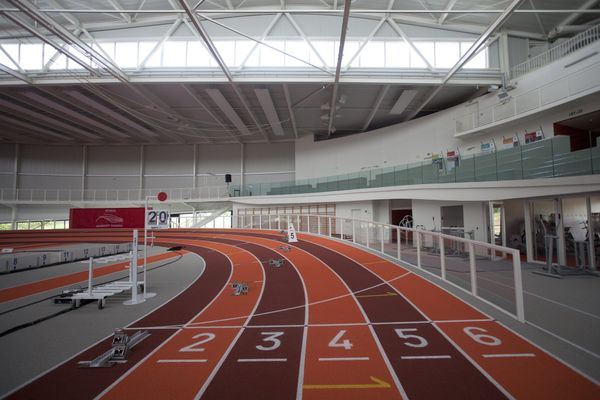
[[355, 292, 398, 298], [303, 376, 391, 390]]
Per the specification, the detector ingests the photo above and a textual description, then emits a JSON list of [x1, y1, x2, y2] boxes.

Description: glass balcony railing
[[230, 135, 600, 197]]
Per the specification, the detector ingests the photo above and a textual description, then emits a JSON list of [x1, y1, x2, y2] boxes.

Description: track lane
[[297, 232, 600, 399], [99, 239, 264, 400], [4, 243, 227, 400], [192, 237, 306, 400], [185, 232, 404, 400], [200, 230, 508, 399]]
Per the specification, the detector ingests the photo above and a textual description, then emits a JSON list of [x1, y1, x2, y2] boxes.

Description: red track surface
[[0, 229, 598, 400]]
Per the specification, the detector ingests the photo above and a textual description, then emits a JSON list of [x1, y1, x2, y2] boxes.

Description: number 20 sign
[[147, 210, 170, 229]]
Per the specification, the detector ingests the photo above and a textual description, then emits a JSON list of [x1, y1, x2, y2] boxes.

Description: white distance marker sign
[[147, 209, 170, 229]]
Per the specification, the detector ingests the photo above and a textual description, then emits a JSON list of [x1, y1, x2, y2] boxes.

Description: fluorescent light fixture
[[205, 88, 250, 136], [254, 88, 285, 137], [390, 89, 418, 115]]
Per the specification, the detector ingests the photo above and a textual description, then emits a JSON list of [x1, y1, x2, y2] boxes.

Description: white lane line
[[482, 353, 535, 358], [318, 357, 370, 361], [237, 358, 287, 362], [400, 355, 452, 360], [157, 359, 208, 363]]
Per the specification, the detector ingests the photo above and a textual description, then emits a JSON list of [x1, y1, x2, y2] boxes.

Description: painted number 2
[[179, 333, 216, 352], [463, 327, 502, 346], [256, 332, 284, 351], [328, 330, 353, 350]]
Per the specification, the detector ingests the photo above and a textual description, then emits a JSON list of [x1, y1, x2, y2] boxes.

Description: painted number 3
[[256, 332, 284, 351]]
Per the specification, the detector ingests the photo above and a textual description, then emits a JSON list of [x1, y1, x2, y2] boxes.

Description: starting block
[[277, 245, 292, 252], [78, 329, 149, 368], [269, 259, 285, 268], [231, 282, 249, 296]]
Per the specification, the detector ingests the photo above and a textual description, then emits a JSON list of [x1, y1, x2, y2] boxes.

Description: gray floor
[[0, 246, 204, 397]]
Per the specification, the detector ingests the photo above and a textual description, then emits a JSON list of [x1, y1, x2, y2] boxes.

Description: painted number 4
[[328, 330, 353, 350]]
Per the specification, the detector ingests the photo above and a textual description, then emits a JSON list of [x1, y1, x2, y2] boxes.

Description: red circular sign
[[157, 192, 168, 202]]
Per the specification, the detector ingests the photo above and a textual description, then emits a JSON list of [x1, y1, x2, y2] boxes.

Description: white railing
[[511, 24, 600, 79], [0, 186, 229, 203], [228, 213, 525, 322]]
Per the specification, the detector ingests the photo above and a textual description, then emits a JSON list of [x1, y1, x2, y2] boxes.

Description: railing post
[[397, 227, 401, 260], [340, 218, 344, 240], [259, 214, 262, 229], [318, 215, 321, 235], [416, 231, 421, 268], [468, 242, 478, 296], [439, 235, 446, 280], [366, 223, 370, 248], [513, 249, 525, 322], [328, 217, 332, 237], [268, 215, 272, 230], [251, 215, 254, 229], [278, 216, 281, 231], [352, 220, 356, 243], [381, 226, 384, 253], [307, 215, 311, 233]]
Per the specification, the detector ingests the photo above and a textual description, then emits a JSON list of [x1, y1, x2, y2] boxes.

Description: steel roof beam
[[439, 0, 458, 25], [327, 0, 352, 136], [0, 63, 32, 84], [404, 0, 524, 122]]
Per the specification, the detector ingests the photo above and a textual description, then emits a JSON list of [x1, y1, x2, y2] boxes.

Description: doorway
[[391, 209, 412, 243]]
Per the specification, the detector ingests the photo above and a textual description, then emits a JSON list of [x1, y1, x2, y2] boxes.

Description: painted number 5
[[463, 327, 502, 346], [256, 332, 284, 351], [395, 328, 428, 348]]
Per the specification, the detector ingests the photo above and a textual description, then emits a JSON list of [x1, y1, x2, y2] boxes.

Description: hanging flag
[[446, 149, 460, 169], [502, 135, 519, 149], [287, 223, 298, 243], [525, 128, 544, 144]]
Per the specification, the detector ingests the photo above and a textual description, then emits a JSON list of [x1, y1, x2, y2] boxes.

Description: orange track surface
[[1, 229, 599, 400]]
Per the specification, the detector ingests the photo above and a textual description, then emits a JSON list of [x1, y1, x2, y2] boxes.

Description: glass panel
[[359, 41, 385, 68], [0, 44, 19, 69], [385, 41, 410, 67], [115, 42, 138, 68], [411, 42, 434, 68], [163, 41, 187, 67], [562, 197, 589, 267], [261, 40, 285, 66], [473, 242, 516, 315], [20, 43, 43, 70]]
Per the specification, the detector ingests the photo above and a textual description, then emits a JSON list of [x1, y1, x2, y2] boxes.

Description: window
[[20, 43, 43, 70], [261, 40, 285, 67], [312, 41, 335, 66], [115, 42, 138, 68], [163, 41, 187, 67], [359, 41, 385, 68], [435, 42, 460, 68], [187, 42, 211, 67], [385, 41, 410, 68], [412, 42, 434, 68]]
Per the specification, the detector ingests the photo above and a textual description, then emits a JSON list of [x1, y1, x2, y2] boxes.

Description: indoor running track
[[0, 229, 599, 400]]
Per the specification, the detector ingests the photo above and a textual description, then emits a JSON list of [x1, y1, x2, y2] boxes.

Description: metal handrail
[[230, 213, 525, 323], [510, 24, 600, 79]]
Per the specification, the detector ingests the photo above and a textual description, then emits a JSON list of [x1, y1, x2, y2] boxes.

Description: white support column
[[381, 226, 384, 253], [328, 217, 332, 237], [240, 143, 245, 191], [139, 145, 144, 201], [397, 227, 401, 260], [318, 216, 321, 235], [366, 223, 370, 248], [192, 143, 198, 190], [524, 201, 534, 263], [498, 32, 511, 77], [352, 220, 356, 243], [513, 249, 525, 322], [10, 206, 17, 230], [587, 196, 597, 271], [87, 257, 93, 296], [556, 198, 566, 266], [416, 231, 422, 268], [81, 145, 87, 195], [439, 235, 446, 280], [13, 143, 19, 195], [125, 229, 145, 305], [468, 242, 478, 296]]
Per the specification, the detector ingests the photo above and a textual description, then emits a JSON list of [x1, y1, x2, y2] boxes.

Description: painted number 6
[[463, 327, 502, 346]]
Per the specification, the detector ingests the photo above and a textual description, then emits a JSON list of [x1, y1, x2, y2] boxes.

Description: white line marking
[[482, 353, 535, 358], [157, 359, 208, 363], [318, 357, 370, 361], [401, 355, 452, 360], [237, 358, 287, 362]]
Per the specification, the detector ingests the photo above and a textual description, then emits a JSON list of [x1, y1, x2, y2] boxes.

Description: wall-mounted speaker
[[225, 174, 232, 183]]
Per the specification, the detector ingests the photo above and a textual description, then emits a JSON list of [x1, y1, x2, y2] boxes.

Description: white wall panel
[[0, 143, 15, 174], [20, 145, 82, 175], [16, 204, 70, 220], [143, 176, 192, 189], [244, 172, 294, 185], [197, 144, 240, 174], [245, 143, 294, 173], [144, 144, 193, 175], [87, 145, 141, 175], [86, 176, 139, 190], [19, 175, 81, 190], [0, 175, 13, 188]]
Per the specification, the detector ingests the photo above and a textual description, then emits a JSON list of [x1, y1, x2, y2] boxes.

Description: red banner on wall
[[69, 208, 145, 229]]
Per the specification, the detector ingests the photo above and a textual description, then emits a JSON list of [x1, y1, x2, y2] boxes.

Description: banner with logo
[[446, 149, 460, 170], [69, 208, 145, 229], [525, 128, 544, 144], [481, 141, 495, 153], [502, 135, 519, 149]]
